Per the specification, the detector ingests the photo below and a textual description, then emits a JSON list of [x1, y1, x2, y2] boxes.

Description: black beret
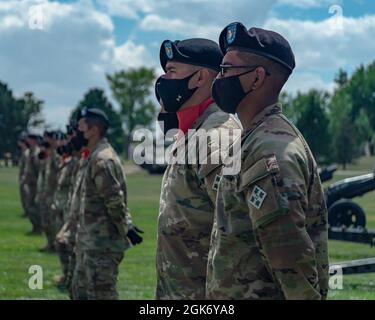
[[219, 22, 295, 73], [160, 38, 223, 72], [80, 107, 110, 128], [27, 134, 38, 140]]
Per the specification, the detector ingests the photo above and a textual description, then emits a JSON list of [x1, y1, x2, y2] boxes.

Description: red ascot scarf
[[176, 97, 214, 134], [80, 148, 90, 160]]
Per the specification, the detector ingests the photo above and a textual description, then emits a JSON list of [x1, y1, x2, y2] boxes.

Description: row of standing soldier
[[17, 110, 143, 299]]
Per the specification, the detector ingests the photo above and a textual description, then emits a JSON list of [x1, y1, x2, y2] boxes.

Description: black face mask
[[57, 143, 73, 156], [71, 130, 88, 150], [157, 112, 179, 135], [155, 71, 199, 112], [211, 70, 255, 114]]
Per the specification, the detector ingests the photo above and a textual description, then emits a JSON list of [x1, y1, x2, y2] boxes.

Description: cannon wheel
[[328, 199, 366, 228]]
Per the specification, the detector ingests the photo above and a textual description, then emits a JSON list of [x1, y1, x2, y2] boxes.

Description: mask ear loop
[[239, 69, 258, 96], [185, 69, 201, 90]]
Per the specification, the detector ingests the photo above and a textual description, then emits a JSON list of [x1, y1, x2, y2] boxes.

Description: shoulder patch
[[226, 23, 237, 44], [164, 41, 173, 59], [248, 185, 267, 209]]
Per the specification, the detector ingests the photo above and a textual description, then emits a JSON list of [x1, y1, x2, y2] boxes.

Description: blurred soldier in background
[[35, 136, 48, 245], [53, 124, 80, 288], [17, 136, 30, 218], [40, 131, 62, 252], [24, 134, 42, 234]]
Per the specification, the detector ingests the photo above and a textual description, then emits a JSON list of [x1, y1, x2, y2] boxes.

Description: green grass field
[[0, 157, 374, 300]]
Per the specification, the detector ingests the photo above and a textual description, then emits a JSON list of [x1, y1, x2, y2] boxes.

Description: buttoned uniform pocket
[[215, 173, 242, 235], [238, 157, 288, 229]]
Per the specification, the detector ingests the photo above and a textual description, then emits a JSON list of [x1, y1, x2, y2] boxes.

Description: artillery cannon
[[325, 172, 375, 228]]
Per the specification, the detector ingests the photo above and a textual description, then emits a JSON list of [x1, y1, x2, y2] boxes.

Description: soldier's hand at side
[[127, 225, 144, 245]]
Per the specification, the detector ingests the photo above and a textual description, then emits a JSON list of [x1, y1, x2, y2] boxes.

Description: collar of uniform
[[87, 137, 108, 162], [243, 103, 282, 134], [191, 100, 219, 130]]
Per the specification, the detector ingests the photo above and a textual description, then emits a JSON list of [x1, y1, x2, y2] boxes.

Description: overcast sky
[[1, 0, 375, 129]]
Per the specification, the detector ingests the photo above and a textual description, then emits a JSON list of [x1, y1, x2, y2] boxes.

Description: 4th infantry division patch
[[248, 185, 267, 209]]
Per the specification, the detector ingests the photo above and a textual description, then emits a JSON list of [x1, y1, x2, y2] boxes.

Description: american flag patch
[[266, 155, 279, 172]]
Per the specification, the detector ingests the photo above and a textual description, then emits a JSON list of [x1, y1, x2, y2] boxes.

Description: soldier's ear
[[196, 68, 210, 87], [92, 125, 100, 137]]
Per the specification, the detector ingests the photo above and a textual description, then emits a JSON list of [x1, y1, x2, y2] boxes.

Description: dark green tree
[[107, 67, 157, 158], [334, 68, 348, 89], [332, 111, 357, 170], [283, 89, 331, 162], [0, 82, 43, 156]]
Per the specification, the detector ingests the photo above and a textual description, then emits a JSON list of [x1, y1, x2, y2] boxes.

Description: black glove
[[127, 225, 144, 245]]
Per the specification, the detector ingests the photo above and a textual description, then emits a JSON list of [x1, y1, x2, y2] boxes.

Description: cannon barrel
[[330, 257, 375, 275], [318, 164, 337, 183], [325, 173, 375, 208]]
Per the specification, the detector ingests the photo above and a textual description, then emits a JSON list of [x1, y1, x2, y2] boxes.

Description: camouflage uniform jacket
[[44, 149, 60, 209], [57, 155, 87, 248], [206, 103, 329, 300], [53, 156, 79, 222], [156, 102, 241, 300], [35, 157, 47, 209], [24, 147, 40, 188], [77, 138, 132, 253], [19, 149, 29, 183]]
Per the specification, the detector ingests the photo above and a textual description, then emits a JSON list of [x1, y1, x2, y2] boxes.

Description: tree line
[[282, 62, 375, 169]]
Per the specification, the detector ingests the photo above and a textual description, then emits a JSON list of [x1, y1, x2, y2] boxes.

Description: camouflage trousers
[[24, 183, 42, 231], [54, 208, 65, 236], [56, 221, 77, 298], [55, 241, 71, 281], [66, 251, 76, 298], [71, 248, 87, 300], [72, 249, 124, 300], [19, 181, 28, 215], [41, 208, 55, 248]]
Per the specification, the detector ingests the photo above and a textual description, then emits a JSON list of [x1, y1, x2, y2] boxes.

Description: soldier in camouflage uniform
[[65, 159, 86, 298], [155, 39, 241, 300], [40, 132, 61, 251], [56, 128, 92, 298], [35, 138, 48, 240], [72, 108, 142, 300], [24, 134, 42, 234], [17, 137, 30, 217], [207, 23, 329, 300], [53, 138, 79, 287], [53, 144, 79, 236]]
